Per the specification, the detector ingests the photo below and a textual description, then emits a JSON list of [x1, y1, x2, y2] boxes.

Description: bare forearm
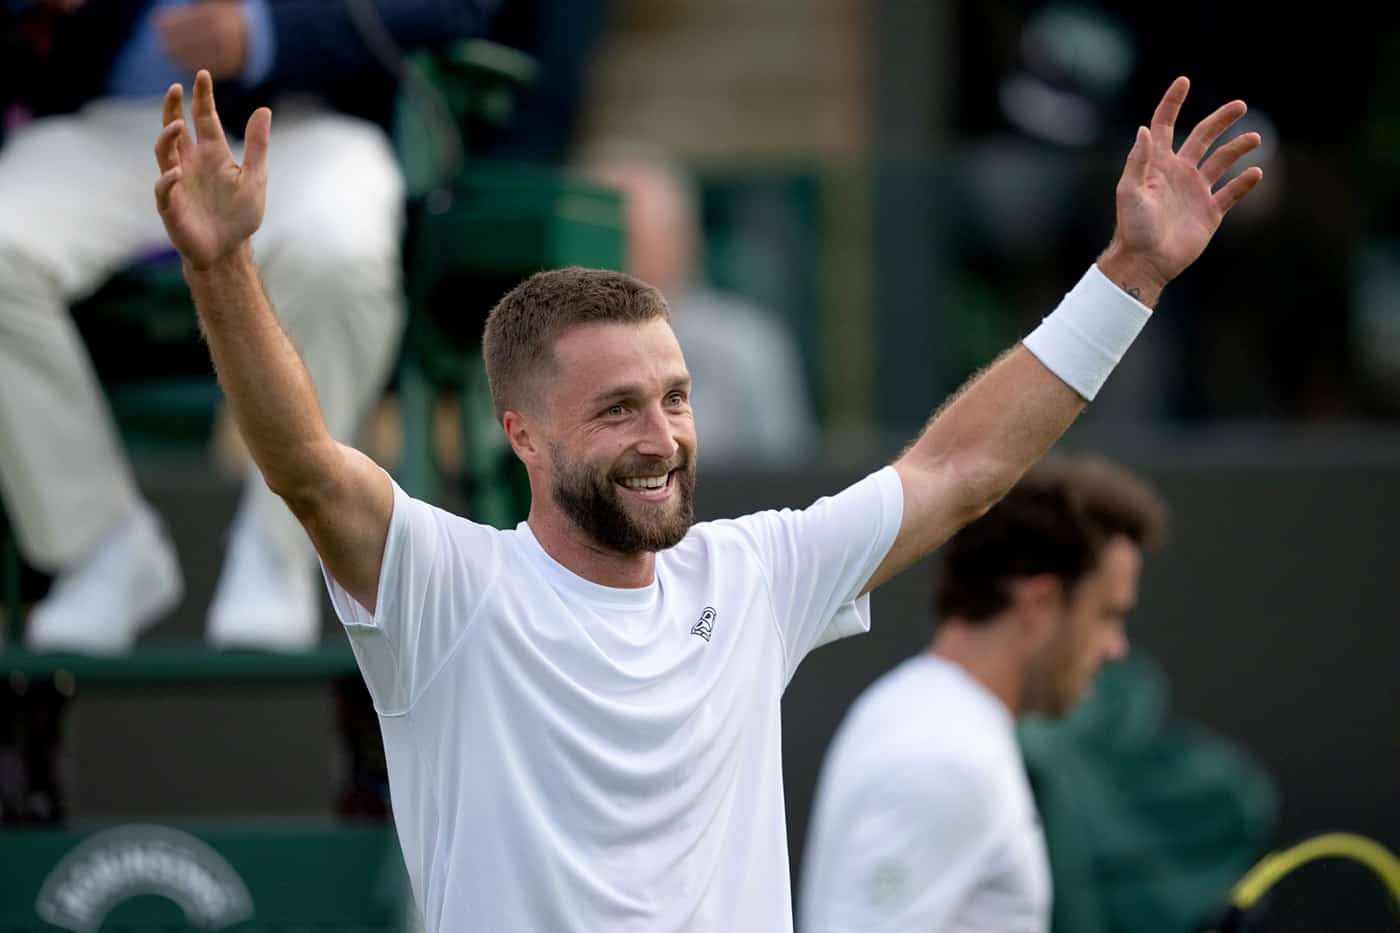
[[899, 246, 1158, 507], [864, 348, 1083, 594], [906, 346, 1083, 517], [861, 347, 1081, 593], [866, 258, 1153, 593], [184, 243, 335, 503]]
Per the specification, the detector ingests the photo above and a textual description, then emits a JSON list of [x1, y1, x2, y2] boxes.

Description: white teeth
[[621, 475, 667, 490]]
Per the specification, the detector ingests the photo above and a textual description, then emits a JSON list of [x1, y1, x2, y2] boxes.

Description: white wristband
[[1022, 263, 1153, 401]]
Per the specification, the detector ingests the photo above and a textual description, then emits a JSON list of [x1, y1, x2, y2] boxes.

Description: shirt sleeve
[[727, 466, 904, 681], [240, 0, 276, 86], [320, 476, 501, 716], [802, 757, 1003, 933]]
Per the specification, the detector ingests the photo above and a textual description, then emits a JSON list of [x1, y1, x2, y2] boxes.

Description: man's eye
[[606, 404, 625, 417]]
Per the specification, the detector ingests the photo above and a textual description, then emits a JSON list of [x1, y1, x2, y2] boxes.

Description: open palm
[[1112, 77, 1263, 287], [153, 70, 270, 270]]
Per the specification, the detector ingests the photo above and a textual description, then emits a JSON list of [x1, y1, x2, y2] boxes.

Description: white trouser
[[0, 96, 405, 571]]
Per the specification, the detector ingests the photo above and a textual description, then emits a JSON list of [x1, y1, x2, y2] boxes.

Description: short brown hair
[[482, 267, 671, 419], [936, 456, 1167, 623]]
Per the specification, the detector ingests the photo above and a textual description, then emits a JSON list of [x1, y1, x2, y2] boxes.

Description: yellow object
[[1206, 831, 1400, 930]]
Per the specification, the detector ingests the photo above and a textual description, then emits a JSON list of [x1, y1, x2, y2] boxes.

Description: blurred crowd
[[942, 1, 1400, 420]]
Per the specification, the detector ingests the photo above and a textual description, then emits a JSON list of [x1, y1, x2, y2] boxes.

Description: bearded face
[[521, 318, 699, 556], [549, 442, 696, 554]]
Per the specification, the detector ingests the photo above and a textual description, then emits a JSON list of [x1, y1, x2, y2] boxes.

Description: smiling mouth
[[615, 471, 674, 500]]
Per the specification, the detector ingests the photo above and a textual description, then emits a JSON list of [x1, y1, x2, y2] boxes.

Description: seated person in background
[[0, 0, 497, 653], [800, 457, 1165, 933], [580, 147, 820, 468]]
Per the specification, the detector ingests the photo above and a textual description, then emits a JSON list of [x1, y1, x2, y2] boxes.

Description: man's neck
[[525, 507, 658, 589], [930, 624, 1025, 715]]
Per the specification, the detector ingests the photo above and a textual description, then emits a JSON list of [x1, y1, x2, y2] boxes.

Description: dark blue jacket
[[3, 0, 498, 134]]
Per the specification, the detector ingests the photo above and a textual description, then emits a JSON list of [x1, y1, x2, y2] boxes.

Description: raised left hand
[[1105, 77, 1264, 299], [158, 3, 248, 81], [153, 71, 270, 271]]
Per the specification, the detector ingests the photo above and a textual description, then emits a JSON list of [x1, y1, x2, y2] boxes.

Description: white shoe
[[25, 504, 183, 655], [206, 513, 321, 652]]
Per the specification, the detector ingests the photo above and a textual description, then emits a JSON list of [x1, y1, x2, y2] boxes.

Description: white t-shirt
[[799, 654, 1052, 933], [323, 467, 904, 933]]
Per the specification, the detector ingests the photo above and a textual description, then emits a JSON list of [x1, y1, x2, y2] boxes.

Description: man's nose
[[1105, 630, 1129, 662], [635, 403, 679, 459]]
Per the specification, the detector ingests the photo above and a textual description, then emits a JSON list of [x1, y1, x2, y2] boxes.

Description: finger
[[154, 118, 186, 173], [1122, 125, 1151, 187], [161, 82, 184, 129], [1150, 76, 1190, 149], [241, 107, 272, 182], [154, 166, 182, 212], [1199, 132, 1262, 186], [1213, 166, 1263, 213], [1179, 99, 1247, 166], [159, 86, 195, 167], [191, 69, 228, 148]]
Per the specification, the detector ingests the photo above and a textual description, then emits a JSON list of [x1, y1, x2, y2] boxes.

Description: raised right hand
[[153, 69, 270, 270], [1098, 77, 1263, 305]]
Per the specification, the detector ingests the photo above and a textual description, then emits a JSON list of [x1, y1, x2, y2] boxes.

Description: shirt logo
[[867, 860, 907, 910], [691, 607, 716, 642]]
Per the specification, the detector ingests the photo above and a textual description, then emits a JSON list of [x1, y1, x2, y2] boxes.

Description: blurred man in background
[[581, 148, 820, 468], [0, 0, 496, 653], [800, 456, 1165, 933]]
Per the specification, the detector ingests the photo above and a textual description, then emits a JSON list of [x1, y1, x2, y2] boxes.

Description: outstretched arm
[[154, 70, 392, 612], [864, 77, 1262, 594]]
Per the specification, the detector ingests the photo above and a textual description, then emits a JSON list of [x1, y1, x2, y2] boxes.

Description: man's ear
[[503, 408, 543, 467], [1011, 573, 1065, 644]]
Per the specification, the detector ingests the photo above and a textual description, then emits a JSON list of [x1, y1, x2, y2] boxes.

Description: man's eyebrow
[[585, 384, 644, 407], [585, 375, 691, 407]]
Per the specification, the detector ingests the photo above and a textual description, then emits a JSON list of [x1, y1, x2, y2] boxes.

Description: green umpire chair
[[392, 39, 625, 517], [396, 162, 625, 518]]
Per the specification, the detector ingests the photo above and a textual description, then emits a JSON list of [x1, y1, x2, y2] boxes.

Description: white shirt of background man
[[800, 653, 1052, 933]]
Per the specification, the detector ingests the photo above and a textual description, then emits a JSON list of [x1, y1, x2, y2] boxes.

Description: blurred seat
[[73, 251, 214, 448], [393, 39, 625, 516]]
